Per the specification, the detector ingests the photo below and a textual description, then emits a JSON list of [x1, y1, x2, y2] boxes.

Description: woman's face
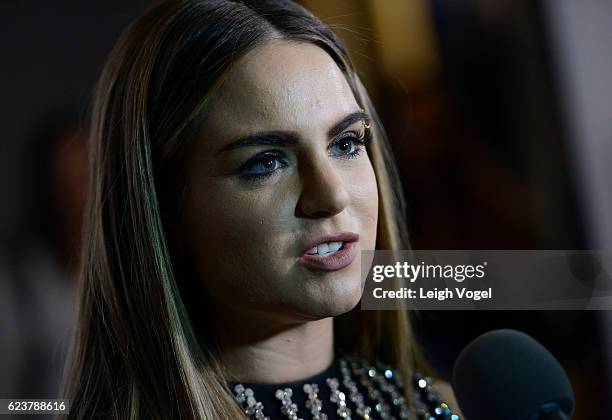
[[181, 40, 378, 323]]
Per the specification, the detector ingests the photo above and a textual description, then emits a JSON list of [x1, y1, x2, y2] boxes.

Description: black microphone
[[451, 329, 574, 420]]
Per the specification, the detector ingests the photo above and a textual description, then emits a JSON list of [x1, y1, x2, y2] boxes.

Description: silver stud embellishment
[[303, 383, 327, 420], [275, 387, 303, 420]]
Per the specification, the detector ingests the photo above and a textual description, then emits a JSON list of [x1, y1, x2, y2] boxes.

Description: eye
[[239, 150, 288, 181], [328, 129, 371, 159]]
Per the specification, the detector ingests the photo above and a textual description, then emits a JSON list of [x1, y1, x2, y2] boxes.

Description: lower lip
[[297, 241, 358, 271]]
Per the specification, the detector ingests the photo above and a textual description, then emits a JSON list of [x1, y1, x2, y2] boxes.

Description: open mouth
[[298, 232, 359, 271], [298, 240, 358, 271], [304, 241, 345, 257]]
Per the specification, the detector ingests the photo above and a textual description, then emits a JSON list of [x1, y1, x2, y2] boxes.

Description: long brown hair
[[61, 1, 413, 419]]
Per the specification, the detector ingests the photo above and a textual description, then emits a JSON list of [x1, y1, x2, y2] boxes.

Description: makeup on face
[[181, 41, 379, 320], [298, 231, 360, 271], [214, 112, 372, 183]]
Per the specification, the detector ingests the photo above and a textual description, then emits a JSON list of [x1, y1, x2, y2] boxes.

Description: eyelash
[[239, 128, 372, 182]]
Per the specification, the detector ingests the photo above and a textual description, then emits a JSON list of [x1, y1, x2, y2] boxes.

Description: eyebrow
[[216, 111, 370, 155]]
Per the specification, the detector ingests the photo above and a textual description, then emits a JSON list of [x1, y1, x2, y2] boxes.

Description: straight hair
[[61, 1, 414, 418]]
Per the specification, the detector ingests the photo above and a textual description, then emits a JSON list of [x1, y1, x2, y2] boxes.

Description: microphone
[[451, 329, 574, 420]]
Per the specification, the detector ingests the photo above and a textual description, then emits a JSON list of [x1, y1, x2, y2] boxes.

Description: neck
[[214, 308, 334, 384]]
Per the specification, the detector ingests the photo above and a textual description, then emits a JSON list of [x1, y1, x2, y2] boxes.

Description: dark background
[[1, 1, 610, 419]]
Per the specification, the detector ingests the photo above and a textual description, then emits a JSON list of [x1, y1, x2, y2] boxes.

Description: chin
[[295, 282, 364, 320]]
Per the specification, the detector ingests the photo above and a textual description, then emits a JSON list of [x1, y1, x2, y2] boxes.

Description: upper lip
[[301, 231, 359, 255]]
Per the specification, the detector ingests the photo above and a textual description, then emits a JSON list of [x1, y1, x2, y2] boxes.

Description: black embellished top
[[230, 356, 460, 420]]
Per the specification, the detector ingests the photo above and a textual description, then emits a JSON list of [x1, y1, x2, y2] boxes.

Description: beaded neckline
[[230, 356, 460, 420]]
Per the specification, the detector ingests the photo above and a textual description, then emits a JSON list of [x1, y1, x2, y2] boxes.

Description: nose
[[296, 153, 350, 218]]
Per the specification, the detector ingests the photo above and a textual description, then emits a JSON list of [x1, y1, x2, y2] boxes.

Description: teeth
[[328, 241, 342, 252], [305, 241, 344, 256], [318, 243, 329, 254]]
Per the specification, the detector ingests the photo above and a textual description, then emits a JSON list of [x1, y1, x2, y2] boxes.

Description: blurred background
[[0, 0, 610, 419]]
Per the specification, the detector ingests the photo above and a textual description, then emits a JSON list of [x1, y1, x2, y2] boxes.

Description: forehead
[[202, 40, 359, 136]]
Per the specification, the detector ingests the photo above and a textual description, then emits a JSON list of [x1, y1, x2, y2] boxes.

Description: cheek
[[186, 187, 264, 256], [349, 160, 379, 246], [181, 181, 294, 298]]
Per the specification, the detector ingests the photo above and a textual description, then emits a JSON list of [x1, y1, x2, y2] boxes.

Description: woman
[[61, 0, 459, 419]]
